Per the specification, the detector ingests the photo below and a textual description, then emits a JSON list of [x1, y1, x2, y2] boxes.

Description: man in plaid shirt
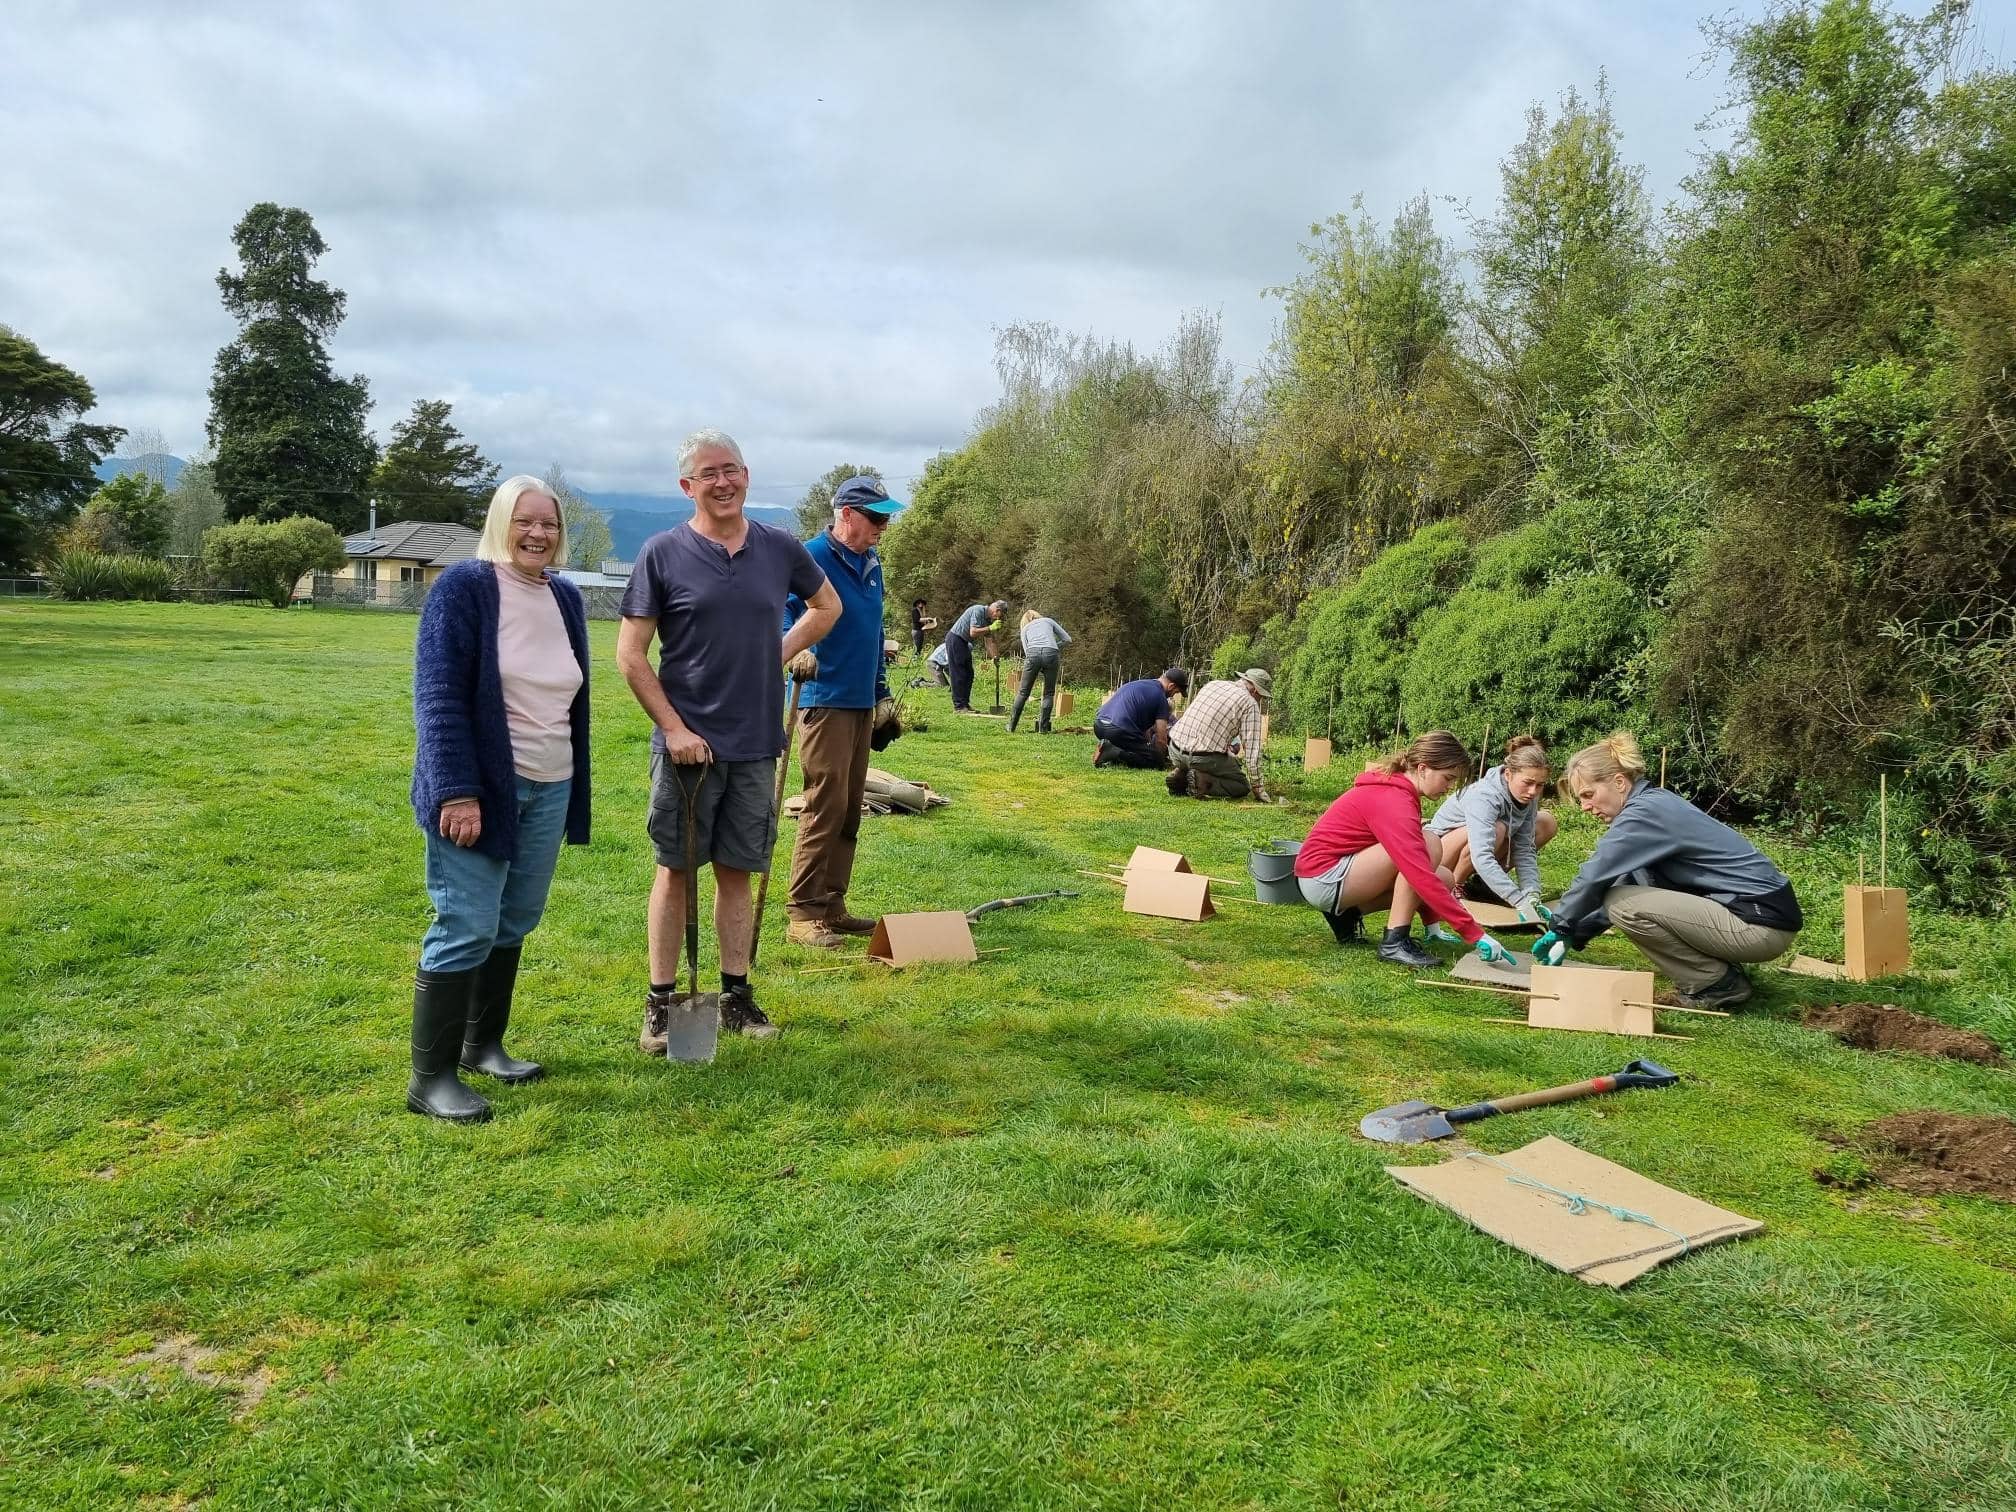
[[1166, 669, 1273, 801]]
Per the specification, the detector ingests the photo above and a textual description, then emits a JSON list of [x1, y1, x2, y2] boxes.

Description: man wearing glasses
[[617, 430, 841, 1046], [782, 475, 902, 949]]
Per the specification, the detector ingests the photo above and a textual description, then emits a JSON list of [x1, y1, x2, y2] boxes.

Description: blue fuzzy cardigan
[[411, 559, 591, 860]]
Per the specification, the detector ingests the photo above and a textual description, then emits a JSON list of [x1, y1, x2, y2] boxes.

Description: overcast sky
[[7, 0, 2011, 506]]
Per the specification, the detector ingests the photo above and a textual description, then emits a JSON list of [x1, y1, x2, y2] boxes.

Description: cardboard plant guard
[[1386, 1135, 1763, 1287], [1126, 846, 1193, 874], [867, 911, 979, 967], [1303, 737, 1333, 771], [1123, 870, 1216, 922], [1057, 690, 1075, 716], [1527, 964, 1658, 1037]]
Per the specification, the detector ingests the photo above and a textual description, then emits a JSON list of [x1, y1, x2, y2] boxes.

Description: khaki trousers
[[1604, 884, 1795, 990], [787, 706, 873, 922]]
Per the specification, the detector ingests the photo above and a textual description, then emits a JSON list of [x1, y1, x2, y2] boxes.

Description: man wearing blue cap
[[782, 476, 901, 949]]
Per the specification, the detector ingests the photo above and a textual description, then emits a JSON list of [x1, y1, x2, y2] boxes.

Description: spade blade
[[664, 994, 721, 1065], [1358, 1099, 1456, 1144]]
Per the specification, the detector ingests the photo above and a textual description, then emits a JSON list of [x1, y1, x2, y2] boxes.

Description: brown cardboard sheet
[[867, 911, 979, 966], [1126, 846, 1193, 874], [1449, 950, 1600, 990], [1386, 1135, 1763, 1287], [1122, 871, 1216, 921], [1303, 737, 1333, 770], [1527, 964, 1658, 1036]]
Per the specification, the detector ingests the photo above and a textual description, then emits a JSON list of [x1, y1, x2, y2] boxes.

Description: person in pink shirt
[[1292, 730, 1513, 970]]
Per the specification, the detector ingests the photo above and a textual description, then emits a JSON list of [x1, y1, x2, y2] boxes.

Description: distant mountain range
[[91, 455, 804, 559]]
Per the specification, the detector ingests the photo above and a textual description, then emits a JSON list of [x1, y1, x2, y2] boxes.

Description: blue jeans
[[419, 776, 572, 972]]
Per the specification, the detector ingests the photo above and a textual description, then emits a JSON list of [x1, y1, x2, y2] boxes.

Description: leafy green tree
[[795, 462, 883, 539], [0, 326, 123, 571], [167, 458, 226, 558], [202, 515, 347, 608], [206, 204, 377, 532], [60, 473, 171, 558], [547, 463, 612, 569], [370, 400, 498, 525]]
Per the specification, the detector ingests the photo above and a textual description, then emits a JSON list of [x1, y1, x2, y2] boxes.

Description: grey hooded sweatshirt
[[1553, 780, 1803, 948], [1428, 764, 1542, 906]]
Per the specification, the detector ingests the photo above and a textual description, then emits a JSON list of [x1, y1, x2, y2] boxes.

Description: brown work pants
[[787, 706, 873, 922]]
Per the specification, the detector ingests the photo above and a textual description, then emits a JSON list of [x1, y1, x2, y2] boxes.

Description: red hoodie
[[1294, 770, 1483, 942]]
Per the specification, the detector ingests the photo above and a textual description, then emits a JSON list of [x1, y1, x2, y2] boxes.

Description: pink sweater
[[497, 565, 583, 782], [1295, 770, 1482, 942]]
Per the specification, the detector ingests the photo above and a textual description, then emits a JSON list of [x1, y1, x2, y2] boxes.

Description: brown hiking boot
[[786, 917, 847, 950], [1187, 769, 1213, 799], [1165, 767, 1187, 797], [827, 911, 878, 935], [639, 989, 674, 1055]]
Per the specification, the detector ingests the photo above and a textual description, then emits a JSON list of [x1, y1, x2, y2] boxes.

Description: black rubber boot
[[408, 968, 492, 1122], [1323, 906, 1364, 945], [1376, 926, 1438, 970], [461, 944, 543, 1083]]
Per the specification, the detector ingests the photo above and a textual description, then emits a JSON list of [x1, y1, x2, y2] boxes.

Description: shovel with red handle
[[1358, 1059, 1679, 1144]]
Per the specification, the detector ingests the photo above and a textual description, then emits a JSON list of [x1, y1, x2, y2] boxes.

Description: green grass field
[[3, 601, 2014, 1510]]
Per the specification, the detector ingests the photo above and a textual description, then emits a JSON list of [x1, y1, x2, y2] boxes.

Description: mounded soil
[[1802, 1001, 2004, 1066], [1867, 1112, 2016, 1202]]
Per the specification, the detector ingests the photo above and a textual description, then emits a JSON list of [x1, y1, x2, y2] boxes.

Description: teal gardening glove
[[1513, 896, 1554, 926], [1532, 929, 1568, 966], [1474, 934, 1513, 965]]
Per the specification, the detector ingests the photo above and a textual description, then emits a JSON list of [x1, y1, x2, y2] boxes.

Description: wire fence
[[6, 573, 633, 619]]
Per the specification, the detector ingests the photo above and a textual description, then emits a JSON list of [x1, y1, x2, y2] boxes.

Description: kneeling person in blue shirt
[[1093, 669, 1189, 769]]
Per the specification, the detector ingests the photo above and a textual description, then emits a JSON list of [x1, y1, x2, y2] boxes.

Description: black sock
[[721, 972, 749, 993], [651, 981, 676, 995]]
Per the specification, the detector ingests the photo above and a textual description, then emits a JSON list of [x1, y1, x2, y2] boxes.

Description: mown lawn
[[2, 600, 2013, 1510]]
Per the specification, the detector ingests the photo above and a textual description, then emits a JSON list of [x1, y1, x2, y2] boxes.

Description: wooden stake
[[1659, 747, 1668, 789], [1880, 772, 1888, 889], [1478, 722, 1492, 776], [1422, 978, 1551, 1001], [1858, 850, 1866, 888], [1482, 1016, 1692, 1042], [1645, 1003, 1732, 1018]]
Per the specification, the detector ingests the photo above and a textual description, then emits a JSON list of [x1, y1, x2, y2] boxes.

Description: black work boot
[[408, 968, 492, 1123], [1165, 767, 1188, 797], [1677, 963, 1753, 1010], [1376, 926, 1438, 970], [719, 983, 780, 1039], [1323, 906, 1364, 945], [461, 944, 543, 1083]]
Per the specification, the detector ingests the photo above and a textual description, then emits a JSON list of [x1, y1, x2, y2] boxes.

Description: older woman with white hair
[[406, 475, 591, 1122]]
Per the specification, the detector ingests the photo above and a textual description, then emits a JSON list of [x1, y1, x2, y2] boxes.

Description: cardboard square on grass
[[867, 911, 979, 967], [1448, 950, 1601, 990], [1126, 846, 1192, 874], [1303, 737, 1333, 770], [1123, 870, 1216, 921], [1386, 1135, 1763, 1287], [1783, 954, 1846, 981], [1463, 900, 1551, 931], [1057, 690, 1075, 716], [1528, 964, 1657, 1036]]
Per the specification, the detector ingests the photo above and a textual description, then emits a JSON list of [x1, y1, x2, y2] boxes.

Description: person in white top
[[406, 477, 591, 1124]]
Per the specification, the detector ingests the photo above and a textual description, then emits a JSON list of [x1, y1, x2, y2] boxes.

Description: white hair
[[476, 475, 568, 568], [677, 428, 745, 478]]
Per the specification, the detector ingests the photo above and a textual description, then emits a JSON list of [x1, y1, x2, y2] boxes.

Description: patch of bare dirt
[[1803, 1002, 2004, 1066], [1868, 1112, 2016, 1202], [86, 1336, 273, 1420]]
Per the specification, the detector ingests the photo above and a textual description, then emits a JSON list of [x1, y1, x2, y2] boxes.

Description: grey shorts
[[1296, 853, 1355, 913], [647, 751, 778, 873]]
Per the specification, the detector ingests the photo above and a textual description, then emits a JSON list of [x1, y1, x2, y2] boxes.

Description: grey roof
[[342, 521, 481, 566]]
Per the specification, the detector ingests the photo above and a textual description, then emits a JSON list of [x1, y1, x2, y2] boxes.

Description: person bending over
[[1293, 731, 1514, 971], [1531, 732, 1802, 1010], [1093, 668, 1188, 769]]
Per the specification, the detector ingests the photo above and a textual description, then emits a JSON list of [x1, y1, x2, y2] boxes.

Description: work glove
[[1474, 934, 1513, 965], [872, 696, 898, 729], [1427, 922, 1464, 945], [1513, 895, 1554, 925], [1532, 929, 1568, 966], [787, 650, 819, 680]]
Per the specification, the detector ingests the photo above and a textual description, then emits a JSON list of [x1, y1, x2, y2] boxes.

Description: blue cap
[[834, 475, 900, 523]]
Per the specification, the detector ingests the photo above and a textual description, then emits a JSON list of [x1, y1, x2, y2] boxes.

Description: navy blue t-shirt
[[1097, 678, 1172, 735], [619, 519, 827, 761]]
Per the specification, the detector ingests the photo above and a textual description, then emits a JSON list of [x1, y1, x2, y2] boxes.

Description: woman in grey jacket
[[1533, 732, 1803, 1010], [1009, 609, 1072, 733], [1429, 735, 1557, 917]]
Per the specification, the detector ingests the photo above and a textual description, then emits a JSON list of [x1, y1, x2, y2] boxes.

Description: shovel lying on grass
[[1358, 1059, 1679, 1144], [665, 762, 720, 1065]]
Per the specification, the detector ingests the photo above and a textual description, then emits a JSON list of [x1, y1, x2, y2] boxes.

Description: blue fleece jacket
[[787, 528, 889, 710], [411, 559, 591, 861]]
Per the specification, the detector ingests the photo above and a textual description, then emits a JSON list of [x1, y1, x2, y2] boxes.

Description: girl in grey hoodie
[[1428, 734, 1558, 916]]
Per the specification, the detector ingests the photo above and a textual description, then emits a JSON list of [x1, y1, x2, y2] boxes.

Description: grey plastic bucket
[[1248, 839, 1305, 905]]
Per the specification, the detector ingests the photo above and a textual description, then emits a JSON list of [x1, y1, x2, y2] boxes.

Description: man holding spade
[[617, 430, 840, 1049], [783, 475, 901, 949]]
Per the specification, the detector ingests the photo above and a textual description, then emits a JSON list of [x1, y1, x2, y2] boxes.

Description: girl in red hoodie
[[1293, 730, 1512, 969]]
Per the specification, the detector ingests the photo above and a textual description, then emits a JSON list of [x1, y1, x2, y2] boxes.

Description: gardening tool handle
[[1448, 1076, 1623, 1123], [747, 678, 805, 965]]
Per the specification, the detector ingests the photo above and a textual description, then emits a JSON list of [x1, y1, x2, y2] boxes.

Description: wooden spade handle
[[1450, 1075, 1620, 1123]]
